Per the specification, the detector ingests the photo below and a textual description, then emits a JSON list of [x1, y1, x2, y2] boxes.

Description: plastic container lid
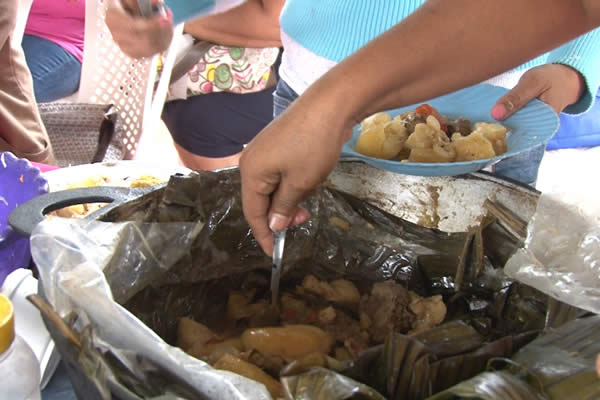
[[0, 293, 15, 354]]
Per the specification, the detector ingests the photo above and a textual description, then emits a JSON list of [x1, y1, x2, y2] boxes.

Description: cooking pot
[[8, 161, 539, 237]]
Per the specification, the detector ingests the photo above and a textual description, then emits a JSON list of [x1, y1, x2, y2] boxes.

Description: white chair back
[[75, 0, 182, 159]]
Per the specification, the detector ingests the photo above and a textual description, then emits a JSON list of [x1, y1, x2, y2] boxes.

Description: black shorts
[[162, 87, 275, 158]]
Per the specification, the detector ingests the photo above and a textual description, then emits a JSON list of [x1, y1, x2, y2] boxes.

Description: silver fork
[[270, 229, 286, 307]]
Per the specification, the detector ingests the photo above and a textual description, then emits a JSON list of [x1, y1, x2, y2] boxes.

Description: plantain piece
[[177, 317, 216, 351], [241, 325, 334, 362], [213, 353, 283, 399], [282, 367, 387, 400]]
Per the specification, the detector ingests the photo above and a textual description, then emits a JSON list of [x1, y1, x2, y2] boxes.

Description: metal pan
[[8, 161, 540, 237], [8, 185, 162, 237]]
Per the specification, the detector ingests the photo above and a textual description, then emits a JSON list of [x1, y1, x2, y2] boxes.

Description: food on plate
[[51, 175, 113, 217], [355, 114, 409, 159], [177, 274, 447, 394], [129, 174, 165, 188], [50, 174, 164, 218], [355, 104, 508, 162]]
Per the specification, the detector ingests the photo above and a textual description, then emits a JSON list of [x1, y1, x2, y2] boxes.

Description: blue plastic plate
[[341, 83, 560, 176]]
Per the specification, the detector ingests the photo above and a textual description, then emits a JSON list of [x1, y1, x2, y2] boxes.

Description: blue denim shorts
[[273, 79, 299, 118], [492, 144, 545, 187]]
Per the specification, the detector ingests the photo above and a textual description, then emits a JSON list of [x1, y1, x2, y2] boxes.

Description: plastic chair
[[12, 0, 34, 47], [73, 0, 183, 159]]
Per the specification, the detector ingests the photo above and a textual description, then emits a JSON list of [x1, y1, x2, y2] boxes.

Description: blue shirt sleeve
[[546, 27, 600, 115]]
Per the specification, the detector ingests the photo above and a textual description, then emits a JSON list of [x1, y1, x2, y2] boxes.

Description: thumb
[[490, 73, 547, 120], [268, 182, 311, 232]]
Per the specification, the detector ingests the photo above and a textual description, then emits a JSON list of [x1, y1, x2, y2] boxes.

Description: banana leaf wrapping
[[426, 315, 600, 400], [29, 169, 585, 400]]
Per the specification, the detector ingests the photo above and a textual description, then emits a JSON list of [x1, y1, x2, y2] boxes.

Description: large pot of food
[[14, 161, 597, 400]]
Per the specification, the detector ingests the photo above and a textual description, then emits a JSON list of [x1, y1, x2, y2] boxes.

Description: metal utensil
[[271, 229, 286, 306], [137, 0, 167, 17]]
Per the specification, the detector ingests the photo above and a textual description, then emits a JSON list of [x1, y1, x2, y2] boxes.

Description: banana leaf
[[281, 367, 387, 400], [425, 316, 600, 400], [341, 323, 538, 400]]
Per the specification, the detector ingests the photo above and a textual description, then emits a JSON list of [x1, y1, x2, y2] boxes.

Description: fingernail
[[491, 104, 507, 120], [158, 16, 171, 27], [269, 213, 290, 232]]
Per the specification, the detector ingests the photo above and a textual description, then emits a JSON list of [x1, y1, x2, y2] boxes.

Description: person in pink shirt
[[22, 0, 85, 102]]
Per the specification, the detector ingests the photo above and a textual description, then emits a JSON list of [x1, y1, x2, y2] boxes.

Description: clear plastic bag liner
[[30, 217, 272, 400], [505, 189, 600, 314]]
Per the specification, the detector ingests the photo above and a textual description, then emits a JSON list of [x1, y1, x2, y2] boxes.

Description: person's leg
[[492, 143, 545, 187], [174, 143, 242, 170], [0, 0, 54, 164], [162, 87, 276, 170], [21, 34, 81, 103]]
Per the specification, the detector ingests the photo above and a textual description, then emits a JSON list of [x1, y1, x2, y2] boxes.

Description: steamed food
[[355, 104, 508, 162], [178, 275, 447, 396]]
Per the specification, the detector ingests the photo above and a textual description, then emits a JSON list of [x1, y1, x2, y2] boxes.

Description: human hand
[[106, 0, 173, 58], [239, 96, 351, 255], [490, 64, 586, 120]]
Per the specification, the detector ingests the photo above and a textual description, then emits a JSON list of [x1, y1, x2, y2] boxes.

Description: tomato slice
[[415, 103, 448, 133], [415, 104, 436, 116]]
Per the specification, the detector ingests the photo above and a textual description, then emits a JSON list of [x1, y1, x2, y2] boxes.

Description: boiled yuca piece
[[452, 131, 496, 161], [473, 122, 508, 155], [408, 142, 456, 162], [405, 123, 448, 150], [360, 112, 391, 131], [355, 120, 408, 159]]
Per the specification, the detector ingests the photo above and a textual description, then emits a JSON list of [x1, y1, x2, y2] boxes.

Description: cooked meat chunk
[[360, 281, 416, 343], [447, 117, 472, 137], [316, 306, 369, 357], [395, 111, 427, 133]]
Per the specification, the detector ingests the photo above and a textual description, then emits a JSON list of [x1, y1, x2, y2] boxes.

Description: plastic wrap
[[505, 187, 600, 314], [31, 217, 271, 399]]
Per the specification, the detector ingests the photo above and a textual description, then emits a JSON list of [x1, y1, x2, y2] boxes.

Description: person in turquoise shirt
[[272, 0, 600, 187], [238, 0, 600, 255]]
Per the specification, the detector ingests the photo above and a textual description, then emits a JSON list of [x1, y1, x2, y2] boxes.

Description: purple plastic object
[[0, 152, 49, 286]]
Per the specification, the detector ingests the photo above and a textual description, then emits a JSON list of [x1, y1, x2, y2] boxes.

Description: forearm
[[303, 0, 598, 137], [183, 0, 283, 47]]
